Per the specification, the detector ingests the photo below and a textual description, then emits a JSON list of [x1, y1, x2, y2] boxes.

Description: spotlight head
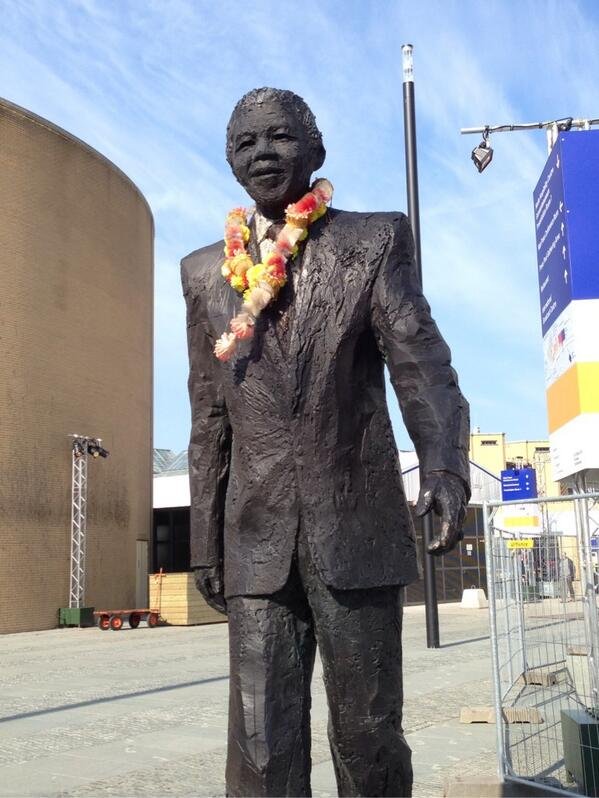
[[87, 439, 101, 458], [98, 446, 110, 459], [471, 133, 493, 173], [556, 117, 573, 131]]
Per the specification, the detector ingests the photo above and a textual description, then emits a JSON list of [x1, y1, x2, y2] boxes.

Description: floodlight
[[471, 132, 493, 173], [87, 440, 100, 458], [87, 438, 110, 458]]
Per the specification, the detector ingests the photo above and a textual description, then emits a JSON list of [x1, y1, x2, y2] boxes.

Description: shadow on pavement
[[441, 634, 490, 648], [0, 674, 229, 724]]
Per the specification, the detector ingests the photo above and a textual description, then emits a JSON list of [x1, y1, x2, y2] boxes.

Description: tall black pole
[[401, 43, 440, 649]]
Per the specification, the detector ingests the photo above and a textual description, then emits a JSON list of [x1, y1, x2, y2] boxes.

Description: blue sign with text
[[533, 130, 599, 336], [500, 468, 538, 502]]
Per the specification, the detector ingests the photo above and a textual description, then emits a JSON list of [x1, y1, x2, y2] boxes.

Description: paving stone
[[0, 605, 495, 797]]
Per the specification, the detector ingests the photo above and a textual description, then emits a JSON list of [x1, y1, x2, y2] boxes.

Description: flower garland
[[214, 178, 333, 361]]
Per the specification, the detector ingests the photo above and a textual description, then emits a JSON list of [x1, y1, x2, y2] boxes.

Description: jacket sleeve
[[182, 258, 232, 569], [370, 214, 471, 495]]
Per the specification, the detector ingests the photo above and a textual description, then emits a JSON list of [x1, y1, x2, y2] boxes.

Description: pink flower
[[265, 251, 285, 270], [214, 332, 237, 362], [230, 312, 255, 340], [312, 178, 334, 205], [290, 193, 318, 216]]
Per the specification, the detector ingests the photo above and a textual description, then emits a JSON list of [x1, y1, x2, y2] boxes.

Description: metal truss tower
[[69, 441, 89, 608], [68, 434, 109, 609]]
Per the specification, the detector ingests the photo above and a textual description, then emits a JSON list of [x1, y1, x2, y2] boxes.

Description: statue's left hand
[[415, 471, 468, 556]]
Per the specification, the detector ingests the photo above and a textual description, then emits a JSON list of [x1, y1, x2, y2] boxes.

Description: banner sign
[[533, 130, 599, 480]]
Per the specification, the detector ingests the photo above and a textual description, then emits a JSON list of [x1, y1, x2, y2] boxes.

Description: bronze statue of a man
[[182, 87, 470, 798]]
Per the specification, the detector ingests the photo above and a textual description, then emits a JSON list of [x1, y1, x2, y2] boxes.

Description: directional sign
[[500, 468, 538, 502], [559, 133, 599, 301], [534, 146, 569, 335], [534, 131, 599, 335]]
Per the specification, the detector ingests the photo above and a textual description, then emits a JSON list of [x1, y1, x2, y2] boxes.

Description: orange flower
[[265, 251, 285, 270], [227, 208, 247, 225]]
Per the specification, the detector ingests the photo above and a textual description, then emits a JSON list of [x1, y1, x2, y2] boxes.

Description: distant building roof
[[153, 449, 188, 475], [152, 448, 501, 508]]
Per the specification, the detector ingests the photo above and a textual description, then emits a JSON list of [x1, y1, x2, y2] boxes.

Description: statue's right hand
[[193, 565, 227, 615]]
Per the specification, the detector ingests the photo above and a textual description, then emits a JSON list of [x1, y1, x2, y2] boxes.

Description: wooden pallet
[[149, 571, 227, 626], [460, 706, 544, 724]]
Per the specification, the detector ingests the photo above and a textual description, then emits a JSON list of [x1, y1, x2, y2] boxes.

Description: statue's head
[[226, 87, 326, 218]]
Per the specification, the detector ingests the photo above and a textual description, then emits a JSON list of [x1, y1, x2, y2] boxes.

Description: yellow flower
[[285, 216, 309, 229], [230, 253, 253, 276], [221, 263, 232, 278], [308, 204, 327, 224], [241, 225, 251, 243], [247, 263, 266, 290], [230, 274, 246, 293], [261, 272, 287, 290]]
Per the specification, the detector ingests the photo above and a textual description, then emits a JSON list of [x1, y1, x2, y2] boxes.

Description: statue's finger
[[427, 535, 443, 554], [416, 489, 434, 517]]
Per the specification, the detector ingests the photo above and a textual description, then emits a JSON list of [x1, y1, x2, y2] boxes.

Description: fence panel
[[484, 493, 599, 796]]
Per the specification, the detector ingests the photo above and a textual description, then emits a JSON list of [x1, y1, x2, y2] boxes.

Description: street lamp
[[461, 117, 599, 166]]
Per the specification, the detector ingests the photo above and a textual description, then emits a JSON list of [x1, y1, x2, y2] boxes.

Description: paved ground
[[0, 603, 497, 797]]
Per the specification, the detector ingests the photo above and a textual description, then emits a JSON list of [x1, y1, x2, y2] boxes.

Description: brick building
[[0, 98, 153, 634]]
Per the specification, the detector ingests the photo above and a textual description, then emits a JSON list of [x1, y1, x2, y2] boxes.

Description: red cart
[[93, 608, 161, 631]]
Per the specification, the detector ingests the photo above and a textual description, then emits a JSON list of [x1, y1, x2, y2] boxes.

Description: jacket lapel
[[287, 216, 332, 403]]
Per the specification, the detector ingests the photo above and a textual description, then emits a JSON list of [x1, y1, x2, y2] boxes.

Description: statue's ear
[[312, 143, 326, 173]]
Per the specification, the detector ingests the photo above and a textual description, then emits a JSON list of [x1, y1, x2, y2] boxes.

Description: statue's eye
[[273, 132, 293, 141], [236, 139, 253, 152]]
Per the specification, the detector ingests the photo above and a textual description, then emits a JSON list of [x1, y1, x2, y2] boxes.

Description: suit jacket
[[181, 210, 470, 598]]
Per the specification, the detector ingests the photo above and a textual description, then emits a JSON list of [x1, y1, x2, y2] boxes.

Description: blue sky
[[3, 0, 599, 452]]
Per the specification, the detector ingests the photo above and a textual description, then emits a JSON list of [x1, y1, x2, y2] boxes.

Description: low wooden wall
[[148, 572, 227, 626]]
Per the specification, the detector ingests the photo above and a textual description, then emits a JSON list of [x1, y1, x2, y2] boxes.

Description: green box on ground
[[561, 708, 599, 796], [58, 607, 95, 627]]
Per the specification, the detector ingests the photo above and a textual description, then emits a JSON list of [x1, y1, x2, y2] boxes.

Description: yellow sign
[[507, 539, 534, 550], [503, 515, 540, 528]]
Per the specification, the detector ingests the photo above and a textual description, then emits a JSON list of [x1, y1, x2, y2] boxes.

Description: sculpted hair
[[226, 87, 325, 166]]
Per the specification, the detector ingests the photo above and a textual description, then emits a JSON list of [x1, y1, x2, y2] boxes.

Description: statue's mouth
[[250, 167, 284, 179]]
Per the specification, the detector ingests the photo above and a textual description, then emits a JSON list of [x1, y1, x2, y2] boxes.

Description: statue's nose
[[252, 135, 277, 161]]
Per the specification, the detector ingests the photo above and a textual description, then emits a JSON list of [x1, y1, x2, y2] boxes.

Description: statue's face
[[229, 99, 315, 216]]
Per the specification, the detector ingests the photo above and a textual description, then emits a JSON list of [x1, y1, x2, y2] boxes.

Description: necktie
[[266, 221, 285, 242]]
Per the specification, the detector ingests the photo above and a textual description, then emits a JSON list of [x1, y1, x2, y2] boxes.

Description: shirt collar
[[253, 210, 286, 244]]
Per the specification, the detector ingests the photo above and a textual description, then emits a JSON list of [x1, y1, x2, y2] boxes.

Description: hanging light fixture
[[471, 129, 493, 173]]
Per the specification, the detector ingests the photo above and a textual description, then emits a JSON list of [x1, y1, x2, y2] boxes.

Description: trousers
[[225, 532, 412, 797]]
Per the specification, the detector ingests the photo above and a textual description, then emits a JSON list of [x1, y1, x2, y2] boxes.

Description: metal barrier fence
[[484, 493, 599, 796]]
